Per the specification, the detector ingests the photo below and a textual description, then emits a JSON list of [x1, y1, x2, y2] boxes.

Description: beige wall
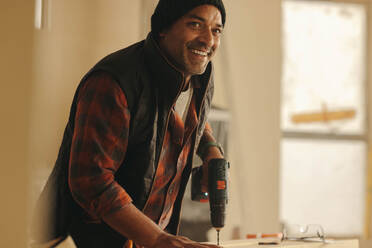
[[29, 1, 142, 246], [367, 0, 372, 239], [0, 0, 34, 247], [216, 0, 282, 236], [30, 0, 142, 175]]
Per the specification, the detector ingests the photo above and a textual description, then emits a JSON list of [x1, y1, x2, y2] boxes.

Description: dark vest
[[32, 33, 214, 244]]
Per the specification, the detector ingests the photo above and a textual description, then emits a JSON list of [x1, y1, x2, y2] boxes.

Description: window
[[280, 0, 367, 236]]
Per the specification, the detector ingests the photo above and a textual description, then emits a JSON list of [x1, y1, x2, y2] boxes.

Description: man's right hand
[[103, 203, 220, 248], [151, 233, 221, 248]]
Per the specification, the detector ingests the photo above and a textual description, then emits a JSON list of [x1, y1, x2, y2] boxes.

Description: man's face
[[158, 5, 223, 78]]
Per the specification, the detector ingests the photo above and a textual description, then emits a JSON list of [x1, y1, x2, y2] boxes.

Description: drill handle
[[191, 166, 209, 202]]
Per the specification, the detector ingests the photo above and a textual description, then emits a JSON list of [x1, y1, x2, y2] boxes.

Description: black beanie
[[151, 0, 226, 36]]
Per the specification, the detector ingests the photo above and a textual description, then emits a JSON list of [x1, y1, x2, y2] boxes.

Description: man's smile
[[189, 48, 209, 57]]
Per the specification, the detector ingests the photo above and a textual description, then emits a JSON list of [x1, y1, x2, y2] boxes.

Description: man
[[32, 0, 226, 247]]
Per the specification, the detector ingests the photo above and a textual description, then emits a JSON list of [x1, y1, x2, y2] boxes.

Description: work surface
[[218, 239, 358, 248]]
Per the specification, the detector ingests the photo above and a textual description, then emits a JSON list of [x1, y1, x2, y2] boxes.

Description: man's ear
[[158, 27, 170, 39], [158, 32, 166, 38]]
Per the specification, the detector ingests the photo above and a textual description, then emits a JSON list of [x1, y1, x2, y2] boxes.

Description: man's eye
[[189, 22, 201, 28], [213, 29, 222, 35]]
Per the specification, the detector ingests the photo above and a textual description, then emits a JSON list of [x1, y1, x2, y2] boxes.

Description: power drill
[[191, 158, 229, 245]]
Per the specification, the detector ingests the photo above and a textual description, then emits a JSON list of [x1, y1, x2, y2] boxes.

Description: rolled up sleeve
[[68, 71, 132, 219], [196, 122, 216, 157]]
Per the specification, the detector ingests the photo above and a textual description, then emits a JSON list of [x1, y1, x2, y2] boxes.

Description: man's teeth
[[190, 49, 208, 56]]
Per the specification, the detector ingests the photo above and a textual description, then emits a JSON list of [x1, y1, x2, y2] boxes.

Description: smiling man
[[33, 0, 227, 248], [158, 4, 223, 80]]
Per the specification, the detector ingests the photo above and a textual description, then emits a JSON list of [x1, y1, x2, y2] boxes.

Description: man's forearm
[[102, 203, 163, 247], [197, 122, 224, 161], [198, 128, 224, 192]]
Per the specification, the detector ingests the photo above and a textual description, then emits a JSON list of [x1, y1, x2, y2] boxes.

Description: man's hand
[[151, 233, 221, 248], [103, 203, 220, 248]]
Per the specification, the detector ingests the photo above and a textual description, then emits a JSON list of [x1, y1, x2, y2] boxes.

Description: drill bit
[[217, 229, 220, 246]]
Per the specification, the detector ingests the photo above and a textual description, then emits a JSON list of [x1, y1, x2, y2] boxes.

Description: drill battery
[[191, 165, 209, 202]]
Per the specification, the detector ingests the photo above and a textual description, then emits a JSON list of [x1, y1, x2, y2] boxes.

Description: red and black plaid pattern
[[143, 94, 199, 228], [68, 71, 213, 227], [69, 72, 132, 219]]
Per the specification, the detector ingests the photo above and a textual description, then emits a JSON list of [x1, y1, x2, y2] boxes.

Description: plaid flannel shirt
[[69, 71, 212, 225]]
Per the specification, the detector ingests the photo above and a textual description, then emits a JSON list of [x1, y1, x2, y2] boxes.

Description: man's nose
[[199, 28, 214, 49]]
